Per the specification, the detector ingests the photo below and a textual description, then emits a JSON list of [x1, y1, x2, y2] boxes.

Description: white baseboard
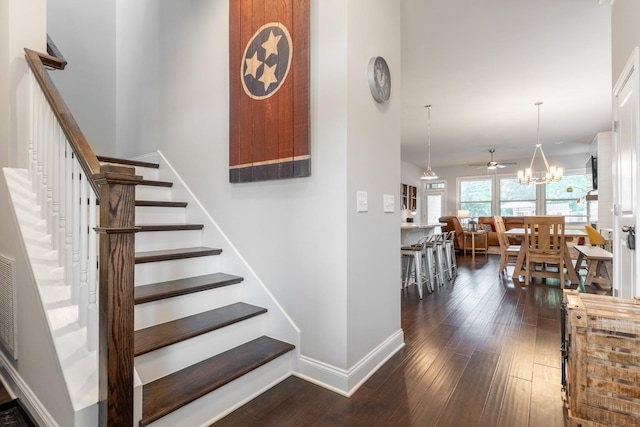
[[0, 352, 58, 426], [295, 329, 404, 397]]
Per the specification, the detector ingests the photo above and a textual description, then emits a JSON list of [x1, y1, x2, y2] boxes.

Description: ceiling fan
[[469, 149, 517, 170]]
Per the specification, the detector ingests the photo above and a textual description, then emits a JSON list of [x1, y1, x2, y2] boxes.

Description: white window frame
[[496, 173, 538, 217], [544, 168, 589, 224], [457, 175, 495, 218]]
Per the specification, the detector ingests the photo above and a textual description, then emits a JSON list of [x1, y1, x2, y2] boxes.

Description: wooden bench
[[574, 245, 613, 290]]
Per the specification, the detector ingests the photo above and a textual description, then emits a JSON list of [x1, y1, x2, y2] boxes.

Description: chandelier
[[420, 105, 438, 180], [517, 102, 563, 185]]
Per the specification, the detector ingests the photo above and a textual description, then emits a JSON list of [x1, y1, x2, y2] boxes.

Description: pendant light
[[421, 105, 438, 180], [517, 102, 563, 185]]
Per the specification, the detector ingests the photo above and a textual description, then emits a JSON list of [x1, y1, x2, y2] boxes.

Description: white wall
[[115, 0, 160, 158], [594, 132, 613, 229], [612, 0, 640, 83], [151, 0, 402, 390], [346, 0, 401, 371], [48, 0, 116, 156]]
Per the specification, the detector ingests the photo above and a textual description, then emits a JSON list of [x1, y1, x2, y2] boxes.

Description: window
[[499, 177, 536, 216], [458, 177, 492, 218], [545, 173, 588, 224]]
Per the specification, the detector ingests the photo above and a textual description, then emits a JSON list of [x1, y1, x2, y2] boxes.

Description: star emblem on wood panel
[[241, 23, 292, 100]]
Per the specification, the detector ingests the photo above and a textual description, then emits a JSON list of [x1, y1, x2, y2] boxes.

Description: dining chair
[[523, 216, 567, 288], [585, 225, 606, 248], [493, 215, 520, 276]]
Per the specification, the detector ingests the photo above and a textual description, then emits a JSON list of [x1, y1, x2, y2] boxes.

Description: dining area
[[399, 209, 615, 299], [494, 215, 613, 293]]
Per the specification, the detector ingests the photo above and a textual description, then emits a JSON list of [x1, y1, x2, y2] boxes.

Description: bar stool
[[443, 230, 457, 280], [401, 237, 428, 299], [425, 234, 446, 289], [434, 233, 450, 285]]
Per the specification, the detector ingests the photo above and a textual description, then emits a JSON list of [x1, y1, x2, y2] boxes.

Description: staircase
[[97, 156, 295, 426]]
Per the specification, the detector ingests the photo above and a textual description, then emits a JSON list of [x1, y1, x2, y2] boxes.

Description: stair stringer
[[134, 152, 301, 352]]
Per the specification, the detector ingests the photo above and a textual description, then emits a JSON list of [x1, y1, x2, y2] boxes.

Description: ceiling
[[400, 0, 612, 171]]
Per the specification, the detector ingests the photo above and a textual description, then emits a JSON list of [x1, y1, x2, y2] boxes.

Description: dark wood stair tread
[[136, 200, 188, 208], [137, 223, 204, 232], [140, 179, 173, 188], [135, 247, 222, 264], [97, 155, 160, 169], [141, 336, 295, 426], [135, 272, 243, 304], [134, 302, 267, 356]]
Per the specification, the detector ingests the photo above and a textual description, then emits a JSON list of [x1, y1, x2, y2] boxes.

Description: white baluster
[[71, 159, 80, 305], [33, 90, 43, 197], [52, 128, 63, 254], [44, 109, 53, 229], [39, 92, 47, 209], [79, 174, 89, 327], [87, 189, 98, 351], [28, 72, 34, 176], [64, 149, 73, 288], [56, 134, 65, 262]]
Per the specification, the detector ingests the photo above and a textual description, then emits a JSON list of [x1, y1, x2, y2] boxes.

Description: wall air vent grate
[[0, 254, 17, 359]]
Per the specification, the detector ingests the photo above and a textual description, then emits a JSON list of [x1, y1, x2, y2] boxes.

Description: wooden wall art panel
[[229, 0, 310, 183]]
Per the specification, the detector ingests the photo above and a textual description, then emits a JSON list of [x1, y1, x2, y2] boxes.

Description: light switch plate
[[383, 194, 394, 213], [357, 191, 368, 212]]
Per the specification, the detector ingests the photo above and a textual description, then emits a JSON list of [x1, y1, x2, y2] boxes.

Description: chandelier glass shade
[[517, 102, 563, 185], [421, 105, 438, 180]]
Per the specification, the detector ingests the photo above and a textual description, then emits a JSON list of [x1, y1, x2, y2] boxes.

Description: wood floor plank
[[510, 323, 538, 381], [435, 350, 500, 426], [530, 363, 566, 427], [533, 317, 562, 369], [497, 376, 532, 427], [404, 352, 471, 425], [478, 329, 519, 426]]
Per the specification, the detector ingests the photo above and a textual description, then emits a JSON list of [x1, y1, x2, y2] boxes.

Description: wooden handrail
[[46, 35, 67, 70], [24, 46, 141, 426], [24, 48, 101, 196]]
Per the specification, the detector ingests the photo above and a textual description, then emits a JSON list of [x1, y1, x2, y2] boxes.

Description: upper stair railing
[[24, 44, 139, 426]]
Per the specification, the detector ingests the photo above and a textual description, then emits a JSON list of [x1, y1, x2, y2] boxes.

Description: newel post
[[94, 164, 141, 427]]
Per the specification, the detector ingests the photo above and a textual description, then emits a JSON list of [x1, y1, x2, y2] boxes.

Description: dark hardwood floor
[[0, 253, 589, 425], [213, 253, 573, 427]]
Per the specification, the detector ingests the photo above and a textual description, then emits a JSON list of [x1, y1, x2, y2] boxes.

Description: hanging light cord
[[426, 105, 432, 169]]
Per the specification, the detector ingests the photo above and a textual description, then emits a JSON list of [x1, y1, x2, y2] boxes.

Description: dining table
[[504, 227, 587, 286]]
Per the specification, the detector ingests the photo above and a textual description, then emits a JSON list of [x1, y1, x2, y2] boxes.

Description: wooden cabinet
[[562, 290, 640, 426], [402, 184, 417, 211]]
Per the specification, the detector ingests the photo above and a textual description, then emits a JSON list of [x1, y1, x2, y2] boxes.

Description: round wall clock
[[368, 56, 391, 103]]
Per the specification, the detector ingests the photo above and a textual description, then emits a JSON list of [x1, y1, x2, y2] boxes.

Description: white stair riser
[[135, 284, 242, 329], [134, 167, 159, 181], [136, 206, 186, 224], [143, 354, 293, 427], [134, 256, 221, 286], [135, 315, 267, 383], [135, 230, 202, 253], [136, 186, 173, 201]]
